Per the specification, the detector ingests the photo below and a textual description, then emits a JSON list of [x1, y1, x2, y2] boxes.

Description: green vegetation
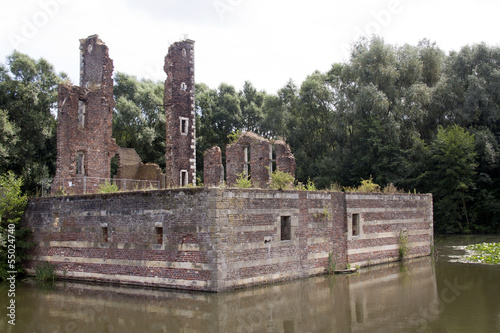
[[98, 180, 120, 193], [0, 51, 64, 195], [398, 230, 409, 261], [328, 251, 336, 274], [466, 242, 500, 264], [35, 261, 57, 282], [235, 172, 252, 188], [0, 172, 32, 280], [269, 170, 294, 190]]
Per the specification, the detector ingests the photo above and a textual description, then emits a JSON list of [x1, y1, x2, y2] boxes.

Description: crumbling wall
[[226, 132, 271, 187], [52, 35, 118, 195], [275, 140, 296, 176], [164, 40, 196, 187], [114, 147, 164, 190], [213, 132, 296, 188], [203, 146, 224, 187]]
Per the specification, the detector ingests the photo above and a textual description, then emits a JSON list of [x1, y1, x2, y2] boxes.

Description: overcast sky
[[1, 0, 499, 94]]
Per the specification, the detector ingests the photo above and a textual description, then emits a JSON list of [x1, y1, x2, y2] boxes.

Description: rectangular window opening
[[101, 227, 108, 243], [280, 216, 291, 241], [244, 146, 251, 179], [270, 144, 277, 173], [180, 117, 189, 135], [180, 170, 188, 187], [76, 152, 85, 175], [53, 212, 59, 227], [78, 100, 86, 129], [155, 227, 163, 245], [352, 214, 360, 237]]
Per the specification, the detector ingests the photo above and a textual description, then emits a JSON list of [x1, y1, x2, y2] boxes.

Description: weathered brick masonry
[[53, 35, 118, 194], [23, 189, 432, 292], [345, 193, 433, 267], [164, 40, 196, 187]]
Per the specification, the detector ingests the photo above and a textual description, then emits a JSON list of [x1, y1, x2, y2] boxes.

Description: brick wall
[[24, 189, 219, 291], [345, 193, 434, 267], [23, 189, 433, 292], [203, 146, 224, 187], [214, 190, 347, 290], [164, 40, 196, 187], [221, 132, 296, 187], [53, 35, 118, 195]]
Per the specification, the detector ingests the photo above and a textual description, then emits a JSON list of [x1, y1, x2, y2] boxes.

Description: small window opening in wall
[[76, 152, 85, 175], [180, 82, 187, 91], [182, 48, 187, 57], [269, 144, 277, 174], [180, 117, 189, 135], [53, 212, 59, 227], [352, 213, 360, 237], [155, 227, 163, 245], [78, 100, 86, 129], [244, 146, 251, 179], [281, 216, 291, 241], [101, 227, 108, 243], [180, 170, 188, 187]]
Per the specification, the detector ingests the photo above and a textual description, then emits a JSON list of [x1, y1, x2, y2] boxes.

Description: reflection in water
[[2, 237, 500, 333], [1, 258, 441, 333]]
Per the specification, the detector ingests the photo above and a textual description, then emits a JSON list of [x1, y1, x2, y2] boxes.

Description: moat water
[[1, 235, 500, 333]]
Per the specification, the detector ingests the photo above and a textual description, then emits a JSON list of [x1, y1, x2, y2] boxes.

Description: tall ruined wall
[[203, 146, 224, 187], [223, 132, 296, 187], [24, 189, 219, 291], [212, 189, 348, 290], [164, 40, 196, 187], [53, 35, 117, 194], [345, 193, 434, 266]]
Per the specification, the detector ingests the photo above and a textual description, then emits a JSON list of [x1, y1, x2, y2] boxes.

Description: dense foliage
[[192, 37, 500, 234], [0, 172, 32, 280], [0, 51, 64, 195], [2, 37, 500, 234]]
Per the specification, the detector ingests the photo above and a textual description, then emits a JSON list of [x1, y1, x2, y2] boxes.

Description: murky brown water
[[1, 235, 500, 333]]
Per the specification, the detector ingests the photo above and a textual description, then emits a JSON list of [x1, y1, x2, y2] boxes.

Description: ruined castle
[[23, 36, 434, 292]]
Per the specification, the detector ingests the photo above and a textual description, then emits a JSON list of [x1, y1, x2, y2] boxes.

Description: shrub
[[235, 172, 252, 188], [357, 177, 381, 193], [306, 179, 317, 191], [269, 170, 294, 190], [0, 172, 32, 281], [98, 180, 119, 193]]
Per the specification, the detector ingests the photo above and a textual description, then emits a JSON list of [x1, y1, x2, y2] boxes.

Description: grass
[[35, 262, 57, 282], [328, 251, 336, 274], [465, 242, 500, 264], [398, 230, 409, 261]]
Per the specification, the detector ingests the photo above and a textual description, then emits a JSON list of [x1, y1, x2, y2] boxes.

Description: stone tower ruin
[[52, 35, 118, 194], [164, 40, 196, 187]]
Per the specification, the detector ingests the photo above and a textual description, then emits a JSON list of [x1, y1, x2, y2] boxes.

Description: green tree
[[419, 125, 478, 234], [0, 51, 64, 194], [0, 172, 32, 280], [113, 72, 165, 168]]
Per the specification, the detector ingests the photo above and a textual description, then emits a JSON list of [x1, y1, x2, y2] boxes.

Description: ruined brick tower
[[52, 35, 118, 194], [164, 40, 196, 187]]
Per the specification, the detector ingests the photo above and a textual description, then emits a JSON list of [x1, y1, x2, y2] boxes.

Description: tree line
[[1, 37, 499, 234]]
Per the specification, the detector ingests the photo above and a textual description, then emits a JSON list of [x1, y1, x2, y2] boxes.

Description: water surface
[[1, 235, 499, 332]]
